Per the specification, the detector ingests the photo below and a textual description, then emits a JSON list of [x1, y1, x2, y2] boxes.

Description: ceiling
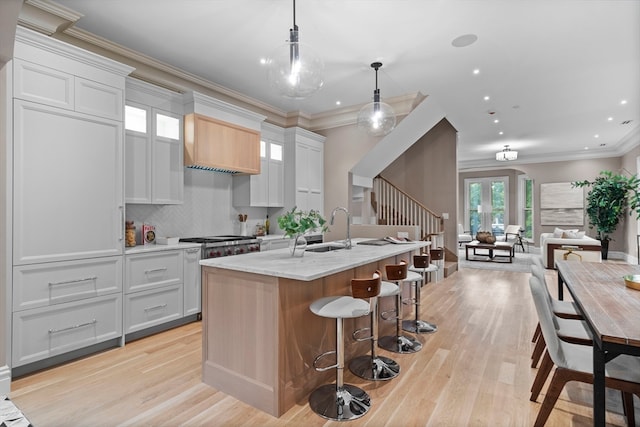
[[45, 0, 639, 169]]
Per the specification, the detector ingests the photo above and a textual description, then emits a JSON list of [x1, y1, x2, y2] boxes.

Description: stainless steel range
[[179, 235, 260, 258]]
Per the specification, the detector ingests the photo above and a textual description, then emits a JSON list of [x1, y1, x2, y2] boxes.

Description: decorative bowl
[[622, 274, 640, 291]]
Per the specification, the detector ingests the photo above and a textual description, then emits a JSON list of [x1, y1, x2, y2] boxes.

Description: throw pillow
[[553, 227, 565, 238]]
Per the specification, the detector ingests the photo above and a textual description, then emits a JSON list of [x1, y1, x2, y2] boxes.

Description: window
[[156, 113, 179, 140], [270, 142, 282, 161], [519, 176, 534, 240], [125, 105, 146, 133]]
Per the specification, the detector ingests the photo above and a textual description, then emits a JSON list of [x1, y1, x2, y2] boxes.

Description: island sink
[[305, 243, 346, 253]]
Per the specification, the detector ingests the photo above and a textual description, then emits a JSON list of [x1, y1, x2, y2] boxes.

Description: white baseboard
[[0, 365, 11, 394]]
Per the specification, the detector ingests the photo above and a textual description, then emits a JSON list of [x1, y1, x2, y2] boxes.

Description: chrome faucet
[[330, 206, 352, 249]]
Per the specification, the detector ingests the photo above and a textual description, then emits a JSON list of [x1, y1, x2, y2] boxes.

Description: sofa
[[540, 228, 602, 268]]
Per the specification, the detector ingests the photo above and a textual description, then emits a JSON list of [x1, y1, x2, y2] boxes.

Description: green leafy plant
[[573, 170, 640, 243], [277, 206, 328, 238]]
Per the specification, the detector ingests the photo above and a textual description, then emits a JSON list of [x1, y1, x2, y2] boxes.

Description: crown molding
[[18, 0, 82, 35]]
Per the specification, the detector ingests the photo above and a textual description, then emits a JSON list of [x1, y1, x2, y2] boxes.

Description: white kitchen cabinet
[[124, 284, 183, 335], [125, 78, 183, 204], [125, 250, 183, 294], [13, 256, 123, 312], [7, 27, 132, 373], [12, 293, 122, 368], [13, 100, 124, 265], [123, 247, 203, 338], [284, 127, 325, 214], [183, 247, 201, 316], [233, 123, 284, 207]]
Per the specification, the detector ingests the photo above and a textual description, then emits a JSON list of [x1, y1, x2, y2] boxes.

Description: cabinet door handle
[[144, 267, 167, 274], [119, 205, 124, 241], [48, 276, 98, 286], [48, 319, 97, 334], [144, 303, 168, 312]]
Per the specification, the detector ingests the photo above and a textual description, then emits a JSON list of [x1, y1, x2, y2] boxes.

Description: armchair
[[496, 224, 526, 252], [457, 224, 472, 247]]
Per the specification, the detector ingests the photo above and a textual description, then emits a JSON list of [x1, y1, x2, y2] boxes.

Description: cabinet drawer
[[13, 59, 74, 110], [126, 251, 182, 293], [12, 293, 122, 367], [13, 256, 123, 311], [124, 284, 183, 334], [75, 77, 123, 121]]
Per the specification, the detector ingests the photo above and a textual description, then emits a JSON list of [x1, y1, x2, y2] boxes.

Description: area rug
[[0, 395, 32, 427], [457, 249, 536, 273]]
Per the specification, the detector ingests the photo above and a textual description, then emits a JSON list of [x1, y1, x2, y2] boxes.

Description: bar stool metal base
[[349, 355, 400, 381], [402, 319, 437, 334], [378, 334, 422, 353], [308, 384, 371, 421]]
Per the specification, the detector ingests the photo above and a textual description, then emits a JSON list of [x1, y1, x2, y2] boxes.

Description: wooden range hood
[[183, 91, 266, 174]]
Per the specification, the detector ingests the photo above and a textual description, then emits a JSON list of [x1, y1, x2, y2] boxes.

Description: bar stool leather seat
[[308, 272, 381, 421]]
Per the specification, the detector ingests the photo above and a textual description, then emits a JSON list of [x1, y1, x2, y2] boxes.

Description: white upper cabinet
[[285, 127, 325, 214], [233, 123, 284, 207], [125, 78, 183, 204]]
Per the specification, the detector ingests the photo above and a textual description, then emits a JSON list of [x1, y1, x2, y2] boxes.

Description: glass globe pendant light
[[357, 62, 396, 136], [266, 0, 324, 99]]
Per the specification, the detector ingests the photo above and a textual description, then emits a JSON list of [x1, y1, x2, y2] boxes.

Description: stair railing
[[372, 175, 444, 244]]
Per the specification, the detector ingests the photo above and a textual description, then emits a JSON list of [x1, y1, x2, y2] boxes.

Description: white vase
[[240, 222, 247, 236], [289, 235, 307, 257]]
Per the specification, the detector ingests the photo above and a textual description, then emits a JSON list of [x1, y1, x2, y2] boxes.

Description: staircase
[[372, 176, 458, 277]]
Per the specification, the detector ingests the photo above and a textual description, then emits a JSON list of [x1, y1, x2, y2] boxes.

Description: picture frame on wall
[[540, 182, 584, 225]]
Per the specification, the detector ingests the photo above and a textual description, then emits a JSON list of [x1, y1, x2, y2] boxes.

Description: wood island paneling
[[200, 242, 427, 417]]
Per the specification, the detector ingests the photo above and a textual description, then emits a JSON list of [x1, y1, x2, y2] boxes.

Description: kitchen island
[[199, 238, 430, 417]]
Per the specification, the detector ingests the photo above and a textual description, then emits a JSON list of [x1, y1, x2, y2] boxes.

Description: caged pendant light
[[496, 145, 518, 161], [265, 0, 324, 99], [357, 62, 396, 136]]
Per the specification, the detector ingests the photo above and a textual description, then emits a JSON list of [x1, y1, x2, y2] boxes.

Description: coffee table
[[465, 240, 515, 263]]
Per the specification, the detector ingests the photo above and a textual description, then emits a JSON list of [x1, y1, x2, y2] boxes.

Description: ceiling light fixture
[[265, 0, 324, 99], [496, 145, 518, 161], [357, 62, 396, 136]]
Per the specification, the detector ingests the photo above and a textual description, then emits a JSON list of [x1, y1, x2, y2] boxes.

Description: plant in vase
[[573, 170, 640, 259], [277, 207, 328, 256]]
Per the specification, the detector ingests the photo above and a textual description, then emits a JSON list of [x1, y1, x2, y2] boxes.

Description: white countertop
[[200, 238, 431, 281], [125, 242, 201, 254]]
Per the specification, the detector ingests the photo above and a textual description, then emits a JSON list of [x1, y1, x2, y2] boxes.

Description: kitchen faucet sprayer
[[330, 206, 352, 249]]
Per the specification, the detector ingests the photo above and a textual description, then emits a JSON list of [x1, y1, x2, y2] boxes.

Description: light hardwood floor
[[9, 265, 638, 426]]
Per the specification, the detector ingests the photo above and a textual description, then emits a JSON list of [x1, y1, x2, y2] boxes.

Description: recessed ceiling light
[[584, 147, 589, 150], [452, 34, 478, 48], [259, 58, 267, 65], [473, 68, 480, 75], [335, 101, 341, 106], [499, 131, 504, 135], [484, 96, 490, 101], [493, 119, 499, 124], [621, 99, 628, 105], [594, 134, 599, 138], [607, 117, 613, 121]]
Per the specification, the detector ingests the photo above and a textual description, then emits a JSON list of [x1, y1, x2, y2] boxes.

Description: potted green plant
[[573, 170, 640, 259], [277, 207, 328, 256]]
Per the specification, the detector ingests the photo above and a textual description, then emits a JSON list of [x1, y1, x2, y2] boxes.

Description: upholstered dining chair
[[529, 259, 586, 368], [528, 276, 640, 427]]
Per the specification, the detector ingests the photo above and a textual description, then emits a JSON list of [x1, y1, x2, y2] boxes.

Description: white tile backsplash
[[125, 168, 271, 239]]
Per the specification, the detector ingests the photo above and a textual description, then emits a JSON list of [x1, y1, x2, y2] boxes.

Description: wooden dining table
[[555, 260, 640, 426]]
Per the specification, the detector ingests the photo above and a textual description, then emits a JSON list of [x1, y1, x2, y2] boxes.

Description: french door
[[464, 177, 509, 236]]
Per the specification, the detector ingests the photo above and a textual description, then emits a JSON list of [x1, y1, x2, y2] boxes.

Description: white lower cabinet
[[183, 247, 201, 316], [124, 247, 200, 339], [12, 293, 122, 367], [124, 284, 183, 334]]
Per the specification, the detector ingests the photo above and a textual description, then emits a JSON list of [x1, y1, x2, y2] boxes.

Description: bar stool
[[405, 253, 438, 334], [349, 276, 401, 381], [430, 247, 444, 282], [308, 271, 381, 421], [378, 261, 423, 354]]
